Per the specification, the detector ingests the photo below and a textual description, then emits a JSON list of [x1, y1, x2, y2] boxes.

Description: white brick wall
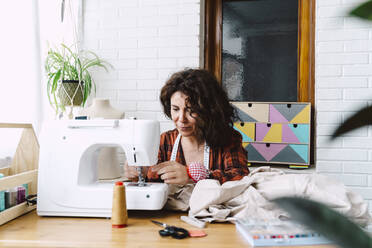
[[82, 0, 201, 131], [316, 0, 372, 210], [82, 0, 372, 210]]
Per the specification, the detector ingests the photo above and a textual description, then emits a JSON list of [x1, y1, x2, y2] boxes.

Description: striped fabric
[[147, 128, 249, 184]]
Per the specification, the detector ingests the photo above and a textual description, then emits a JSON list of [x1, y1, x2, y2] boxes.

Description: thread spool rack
[[0, 123, 39, 225]]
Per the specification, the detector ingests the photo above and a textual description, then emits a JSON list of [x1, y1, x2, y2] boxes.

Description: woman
[[125, 69, 249, 184]]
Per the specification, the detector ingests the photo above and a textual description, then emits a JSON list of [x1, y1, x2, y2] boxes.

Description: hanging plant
[[44, 43, 112, 114]]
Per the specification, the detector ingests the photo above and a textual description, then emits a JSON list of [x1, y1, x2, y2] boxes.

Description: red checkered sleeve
[[209, 130, 249, 184]]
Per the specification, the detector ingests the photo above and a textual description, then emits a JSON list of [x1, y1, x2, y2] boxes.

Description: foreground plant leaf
[[273, 197, 372, 248], [331, 105, 372, 139], [350, 0, 372, 20]]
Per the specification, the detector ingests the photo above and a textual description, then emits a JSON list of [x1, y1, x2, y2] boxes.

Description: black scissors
[[151, 220, 189, 239]]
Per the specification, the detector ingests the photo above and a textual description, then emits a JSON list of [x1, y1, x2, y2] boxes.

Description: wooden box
[[0, 123, 39, 225], [232, 102, 311, 168]]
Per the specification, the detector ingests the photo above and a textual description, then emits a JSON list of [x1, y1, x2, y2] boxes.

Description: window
[[0, 1, 42, 126], [204, 0, 315, 104], [0, 1, 41, 163]]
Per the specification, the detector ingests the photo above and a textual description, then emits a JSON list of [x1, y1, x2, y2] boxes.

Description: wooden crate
[[0, 123, 39, 225]]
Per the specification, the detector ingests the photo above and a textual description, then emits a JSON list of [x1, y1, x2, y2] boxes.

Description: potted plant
[[44, 43, 112, 116]]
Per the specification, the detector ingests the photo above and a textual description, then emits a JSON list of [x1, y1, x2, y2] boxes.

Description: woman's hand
[[151, 161, 192, 185], [123, 161, 148, 182]]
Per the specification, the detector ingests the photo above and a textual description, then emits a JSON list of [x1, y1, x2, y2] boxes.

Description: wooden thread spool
[[112, 181, 128, 228]]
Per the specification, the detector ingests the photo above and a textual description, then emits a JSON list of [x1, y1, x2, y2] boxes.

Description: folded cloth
[[187, 166, 371, 227], [187, 162, 209, 182], [165, 183, 195, 211]]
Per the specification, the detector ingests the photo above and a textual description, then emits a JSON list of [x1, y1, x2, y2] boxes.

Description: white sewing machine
[[37, 119, 168, 217]]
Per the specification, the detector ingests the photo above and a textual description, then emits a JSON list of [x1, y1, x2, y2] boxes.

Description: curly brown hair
[[160, 69, 237, 148]]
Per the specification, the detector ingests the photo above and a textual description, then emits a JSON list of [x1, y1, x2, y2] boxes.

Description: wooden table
[[0, 210, 335, 248]]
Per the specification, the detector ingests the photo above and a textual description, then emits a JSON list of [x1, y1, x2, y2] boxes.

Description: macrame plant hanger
[[60, 0, 85, 119]]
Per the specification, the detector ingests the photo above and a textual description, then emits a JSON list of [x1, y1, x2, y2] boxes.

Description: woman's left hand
[[151, 161, 192, 185]]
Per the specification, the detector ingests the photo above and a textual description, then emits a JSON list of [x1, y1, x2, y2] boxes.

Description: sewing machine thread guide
[[133, 147, 137, 163]]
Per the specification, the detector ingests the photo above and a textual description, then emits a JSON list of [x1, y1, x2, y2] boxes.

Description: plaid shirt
[[147, 128, 249, 184]]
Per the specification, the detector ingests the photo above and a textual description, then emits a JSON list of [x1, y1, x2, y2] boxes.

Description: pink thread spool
[[17, 186, 26, 204]]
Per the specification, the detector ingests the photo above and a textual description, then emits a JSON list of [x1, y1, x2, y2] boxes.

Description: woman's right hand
[[123, 161, 148, 181], [123, 161, 138, 181], [151, 161, 192, 185]]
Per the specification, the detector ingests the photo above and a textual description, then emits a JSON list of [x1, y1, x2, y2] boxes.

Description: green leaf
[[53, 91, 59, 113], [46, 78, 53, 106], [331, 105, 372, 139], [350, 0, 372, 20], [52, 69, 61, 93], [44, 43, 112, 112], [273, 197, 372, 248]]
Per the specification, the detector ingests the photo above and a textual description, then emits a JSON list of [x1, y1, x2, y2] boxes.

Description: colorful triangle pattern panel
[[289, 144, 309, 163], [255, 123, 270, 141], [251, 143, 287, 161], [245, 143, 266, 162], [234, 106, 257, 122], [232, 103, 270, 122], [262, 124, 282, 143], [289, 124, 309, 143], [234, 123, 255, 142], [270, 104, 308, 123], [291, 104, 310, 123], [282, 124, 300, 143], [256, 123, 305, 143], [269, 104, 289, 123], [270, 144, 308, 164], [234, 126, 250, 142]]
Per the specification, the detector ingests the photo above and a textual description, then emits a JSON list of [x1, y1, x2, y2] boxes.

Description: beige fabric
[[187, 167, 371, 227], [97, 147, 121, 179], [165, 184, 195, 211]]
